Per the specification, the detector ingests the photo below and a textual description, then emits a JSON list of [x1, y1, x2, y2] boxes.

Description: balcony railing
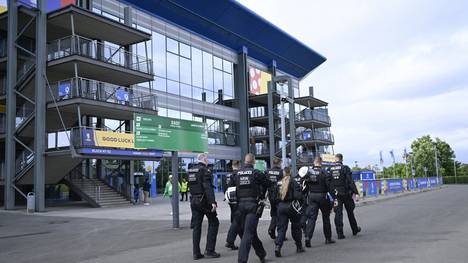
[[0, 114, 5, 134], [47, 35, 153, 75], [0, 77, 5, 96], [48, 77, 157, 111], [296, 109, 331, 124], [297, 130, 334, 144]]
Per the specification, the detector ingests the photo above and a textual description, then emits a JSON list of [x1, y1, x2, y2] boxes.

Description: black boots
[[225, 242, 238, 250], [353, 226, 362, 236], [325, 238, 336, 244], [296, 245, 305, 253], [204, 251, 220, 258], [305, 239, 311, 248], [275, 245, 282, 257], [193, 254, 204, 260]]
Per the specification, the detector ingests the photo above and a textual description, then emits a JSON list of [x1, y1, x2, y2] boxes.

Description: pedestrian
[[229, 153, 271, 263], [293, 166, 308, 235], [223, 160, 241, 250], [163, 175, 173, 198], [188, 153, 220, 260], [180, 177, 189, 202], [266, 157, 283, 239], [133, 183, 140, 205], [329, 153, 361, 239], [274, 167, 305, 257], [143, 178, 151, 205], [303, 157, 336, 247]]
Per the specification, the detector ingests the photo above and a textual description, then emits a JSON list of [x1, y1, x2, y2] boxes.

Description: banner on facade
[[249, 66, 272, 95], [134, 113, 208, 153], [94, 130, 134, 148]]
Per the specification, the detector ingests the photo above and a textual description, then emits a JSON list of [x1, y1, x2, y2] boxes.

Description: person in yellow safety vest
[[180, 177, 189, 202]]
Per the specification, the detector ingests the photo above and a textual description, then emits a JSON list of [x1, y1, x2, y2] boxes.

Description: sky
[[238, 0, 468, 167]]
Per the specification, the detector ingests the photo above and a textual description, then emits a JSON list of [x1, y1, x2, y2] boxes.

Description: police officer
[[229, 153, 271, 263], [303, 157, 335, 247], [266, 157, 283, 239], [223, 160, 241, 250], [329, 153, 361, 239], [188, 153, 220, 260], [293, 166, 308, 235], [275, 167, 305, 257]]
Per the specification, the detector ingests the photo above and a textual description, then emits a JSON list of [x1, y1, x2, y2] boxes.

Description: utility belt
[[238, 197, 258, 202]]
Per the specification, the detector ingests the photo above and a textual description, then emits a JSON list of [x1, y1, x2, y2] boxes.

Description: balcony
[[296, 108, 331, 128], [296, 130, 334, 146], [47, 35, 153, 86], [48, 77, 157, 111]]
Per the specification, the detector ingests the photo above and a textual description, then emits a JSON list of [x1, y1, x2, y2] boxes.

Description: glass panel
[[154, 77, 166, 92], [193, 115, 203, 122], [180, 84, 192, 98], [223, 60, 232, 73], [294, 87, 300, 98], [180, 57, 192, 85], [158, 108, 168, 117], [193, 87, 203, 101], [167, 38, 179, 54], [180, 111, 192, 120], [213, 56, 222, 70], [223, 72, 233, 96], [180, 43, 191, 59], [213, 69, 223, 94], [192, 47, 203, 88], [167, 109, 180, 119], [48, 133, 56, 149], [167, 80, 179, 95], [167, 52, 179, 81], [203, 52, 213, 91], [152, 32, 166, 77], [204, 90, 214, 103]]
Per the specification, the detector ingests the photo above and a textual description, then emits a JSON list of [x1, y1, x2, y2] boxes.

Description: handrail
[[48, 77, 157, 110], [47, 35, 153, 75], [66, 165, 101, 202]]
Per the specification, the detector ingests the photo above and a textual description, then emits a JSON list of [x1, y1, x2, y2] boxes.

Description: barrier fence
[[357, 177, 443, 197]]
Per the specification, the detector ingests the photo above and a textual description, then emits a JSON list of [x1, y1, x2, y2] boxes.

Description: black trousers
[[237, 201, 266, 263], [268, 201, 278, 236], [334, 194, 359, 235], [226, 203, 241, 245], [180, 191, 188, 201], [275, 202, 302, 248], [190, 201, 219, 255], [305, 193, 332, 240]]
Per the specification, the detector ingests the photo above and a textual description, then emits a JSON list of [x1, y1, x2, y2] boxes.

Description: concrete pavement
[[1, 185, 467, 263]]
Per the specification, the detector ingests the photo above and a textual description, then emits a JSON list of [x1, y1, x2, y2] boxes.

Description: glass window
[[180, 43, 191, 59], [152, 32, 166, 77], [154, 77, 166, 92], [223, 60, 232, 73], [223, 72, 233, 96], [213, 69, 223, 94], [167, 109, 180, 119], [204, 90, 214, 103], [203, 52, 213, 91], [180, 84, 192, 98], [180, 111, 192, 120], [167, 52, 179, 81], [193, 115, 203, 122], [167, 80, 179, 95], [213, 56, 222, 70], [193, 87, 203, 101], [167, 38, 179, 54], [180, 57, 192, 85], [192, 47, 203, 88], [294, 87, 300, 98], [158, 108, 168, 117]]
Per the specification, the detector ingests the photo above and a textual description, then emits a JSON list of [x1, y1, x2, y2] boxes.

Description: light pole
[[454, 159, 457, 184], [433, 143, 439, 183]]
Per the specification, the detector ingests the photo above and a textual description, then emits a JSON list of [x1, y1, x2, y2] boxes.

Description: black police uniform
[[265, 166, 283, 239], [329, 161, 360, 238], [293, 174, 308, 234], [188, 162, 220, 259], [223, 170, 240, 249], [275, 175, 304, 256], [304, 166, 334, 245], [229, 164, 271, 263]]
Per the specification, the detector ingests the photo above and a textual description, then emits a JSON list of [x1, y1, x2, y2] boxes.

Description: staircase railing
[[65, 165, 101, 202]]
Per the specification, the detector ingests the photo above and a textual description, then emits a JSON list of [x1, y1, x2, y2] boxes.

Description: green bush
[[443, 176, 468, 184]]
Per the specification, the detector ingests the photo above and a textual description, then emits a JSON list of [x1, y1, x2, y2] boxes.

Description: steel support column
[[34, 0, 47, 212], [288, 82, 297, 176], [236, 47, 250, 163], [4, 0, 18, 210], [171, 151, 179, 228], [267, 81, 275, 166]]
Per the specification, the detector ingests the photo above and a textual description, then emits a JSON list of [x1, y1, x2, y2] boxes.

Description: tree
[[383, 163, 407, 178], [410, 135, 455, 177]]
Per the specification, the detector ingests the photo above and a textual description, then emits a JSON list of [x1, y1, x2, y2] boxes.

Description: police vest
[[266, 168, 281, 198], [309, 167, 328, 193], [188, 165, 204, 195], [236, 169, 258, 199], [329, 165, 346, 194]]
